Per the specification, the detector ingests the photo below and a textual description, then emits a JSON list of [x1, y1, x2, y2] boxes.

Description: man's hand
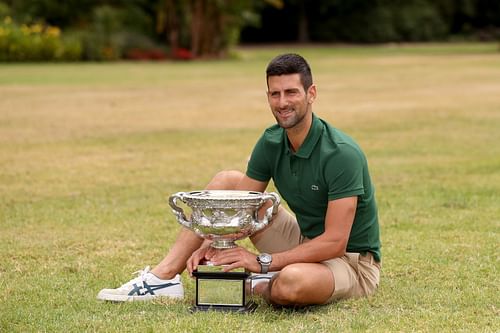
[[209, 246, 261, 273], [186, 242, 216, 276]]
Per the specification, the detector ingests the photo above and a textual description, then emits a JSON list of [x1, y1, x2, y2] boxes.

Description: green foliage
[[0, 1, 9, 18], [2, 0, 499, 62], [0, 16, 82, 61], [394, 1, 448, 41], [3, 0, 102, 28], [309, 0, 449, 43], [74, 5, 166, 61], [156, 0, 261, 58], [243, 0, 500, 43], [219, 1, 265, 47], [79, 5, 124, 61]]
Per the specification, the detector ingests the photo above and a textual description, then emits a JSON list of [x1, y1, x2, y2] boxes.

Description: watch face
[[259, 253, 272, 264]]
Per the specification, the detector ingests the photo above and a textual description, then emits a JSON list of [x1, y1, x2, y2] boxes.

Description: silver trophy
[[168, 190, 280, 312]]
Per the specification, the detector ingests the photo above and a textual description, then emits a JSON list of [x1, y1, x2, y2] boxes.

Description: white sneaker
[[97, 266, 184, 302]]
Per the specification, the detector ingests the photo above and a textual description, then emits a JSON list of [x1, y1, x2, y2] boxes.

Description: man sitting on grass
[[97, 53, 381, 306]]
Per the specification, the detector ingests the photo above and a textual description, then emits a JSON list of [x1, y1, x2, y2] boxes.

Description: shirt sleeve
[[326, 144, 365, 201], [246, 133, 272, 182]]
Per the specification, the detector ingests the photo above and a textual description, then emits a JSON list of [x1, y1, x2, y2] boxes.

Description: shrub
[[0, 16, 82, 61], [121, 31, 169, 61], [78, 5, 168, 61]]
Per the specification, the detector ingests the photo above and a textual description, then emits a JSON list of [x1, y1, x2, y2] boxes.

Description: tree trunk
[[158, 0, 181, 55], [190, 0, 226, 58], [297, 0, 309, 43], [190, 0, 203, 57]]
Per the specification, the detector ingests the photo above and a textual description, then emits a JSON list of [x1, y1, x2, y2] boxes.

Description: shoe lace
[[121, 266, 151, 290]]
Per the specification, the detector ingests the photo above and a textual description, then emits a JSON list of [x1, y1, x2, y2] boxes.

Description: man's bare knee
[[269, 265, 304, 305], [269, 264, 333, 306], [206, 170, 244, 190]]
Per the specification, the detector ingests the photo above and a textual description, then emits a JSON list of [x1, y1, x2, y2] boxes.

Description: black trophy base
[[190, 301, 258, 313], [191, 267, 256, 314]]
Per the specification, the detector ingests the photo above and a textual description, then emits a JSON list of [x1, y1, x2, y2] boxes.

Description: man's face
[[267, 74, 315, 129]]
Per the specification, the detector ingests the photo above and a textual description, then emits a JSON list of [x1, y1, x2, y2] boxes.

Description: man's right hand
[[186, 241, 216, 276]]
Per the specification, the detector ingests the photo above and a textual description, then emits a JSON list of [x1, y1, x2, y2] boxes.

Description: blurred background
[[0, 0, 499, 62]]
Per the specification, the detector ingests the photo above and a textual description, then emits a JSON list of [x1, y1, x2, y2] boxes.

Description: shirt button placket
[[290, 156, 300, 194]]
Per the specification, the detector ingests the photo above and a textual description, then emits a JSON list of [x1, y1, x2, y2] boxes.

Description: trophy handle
[[168, 192, 192, 228], [255, 192, 280, 231]]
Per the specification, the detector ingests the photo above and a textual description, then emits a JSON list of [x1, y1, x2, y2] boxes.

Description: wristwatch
[[256, 253, 272, 274]]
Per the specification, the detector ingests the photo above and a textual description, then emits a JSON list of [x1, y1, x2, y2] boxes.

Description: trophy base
[[192, 266, 255, 313], [190, 301, 258, 313]]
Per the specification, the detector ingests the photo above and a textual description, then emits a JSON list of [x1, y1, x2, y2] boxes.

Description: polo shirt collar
[[284, 113, 323, 158]]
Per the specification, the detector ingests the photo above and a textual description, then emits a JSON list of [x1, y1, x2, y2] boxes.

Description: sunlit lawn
[[1, 43, 499, 332]]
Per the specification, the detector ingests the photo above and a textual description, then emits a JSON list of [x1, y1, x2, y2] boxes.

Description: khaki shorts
[[252, 207, 381, 303]]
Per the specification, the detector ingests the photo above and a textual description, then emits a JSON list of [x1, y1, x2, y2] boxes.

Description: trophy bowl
[[168, 190, 280, 249]]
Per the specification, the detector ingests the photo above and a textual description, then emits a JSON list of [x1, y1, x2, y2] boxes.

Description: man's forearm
[[270, 238, 347, 271]]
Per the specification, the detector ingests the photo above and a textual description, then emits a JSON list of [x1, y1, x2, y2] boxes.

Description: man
[[97, 53, 381, 306]]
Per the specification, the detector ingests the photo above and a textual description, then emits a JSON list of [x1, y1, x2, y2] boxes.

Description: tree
[[156, 0, 283, 58]]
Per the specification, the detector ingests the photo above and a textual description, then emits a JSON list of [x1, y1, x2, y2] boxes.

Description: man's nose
[[278, 94, 288, 108]]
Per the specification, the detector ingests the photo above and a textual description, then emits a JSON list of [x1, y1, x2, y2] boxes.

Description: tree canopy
[[1, 0, 498, 61]]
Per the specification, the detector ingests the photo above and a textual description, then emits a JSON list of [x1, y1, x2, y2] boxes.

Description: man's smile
[[276, 108, 294, 117]]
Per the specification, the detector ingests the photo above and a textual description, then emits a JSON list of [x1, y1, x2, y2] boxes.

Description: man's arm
[[235, 174, 269, 193], [268, 196, 357, 270], [209, 196, 357, 273]]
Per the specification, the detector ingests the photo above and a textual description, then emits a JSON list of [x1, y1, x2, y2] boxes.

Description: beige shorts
[[252, 207, 381, 303]]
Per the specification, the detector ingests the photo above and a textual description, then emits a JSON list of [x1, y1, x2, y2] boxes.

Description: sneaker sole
[[97, 293, 184, 302]]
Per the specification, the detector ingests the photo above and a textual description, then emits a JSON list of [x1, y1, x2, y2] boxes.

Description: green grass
[[1, 43, 499, 332]]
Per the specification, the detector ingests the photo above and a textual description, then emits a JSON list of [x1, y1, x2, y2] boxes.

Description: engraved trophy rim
[[178, 190, 272, 210]]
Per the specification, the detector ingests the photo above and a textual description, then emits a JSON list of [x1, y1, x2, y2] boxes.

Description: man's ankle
[[150, 267, 179, 280]]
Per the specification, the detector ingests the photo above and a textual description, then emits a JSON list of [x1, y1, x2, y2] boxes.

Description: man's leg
[[151, 170, 245, 279], [254, 253, 381, 306], [252, 209, 335, 306], [149, 228, 204, 279], [97, 170, 245, 301], [255, 263, 334, 306]]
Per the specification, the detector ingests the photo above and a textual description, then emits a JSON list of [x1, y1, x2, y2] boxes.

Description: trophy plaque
[[168, 190, 280, 312]]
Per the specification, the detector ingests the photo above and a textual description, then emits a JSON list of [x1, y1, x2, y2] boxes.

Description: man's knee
[[269, 264, 334, 306], [269, 265, 306, 304], [206, 170, 244, 190]]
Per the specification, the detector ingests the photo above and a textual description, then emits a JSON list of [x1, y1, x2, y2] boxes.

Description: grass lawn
[[1, 42, 499, 332]]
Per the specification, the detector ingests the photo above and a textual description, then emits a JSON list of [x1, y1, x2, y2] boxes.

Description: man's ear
[[307, 84, 317, 103]]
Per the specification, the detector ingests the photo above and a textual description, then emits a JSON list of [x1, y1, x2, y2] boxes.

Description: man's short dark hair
[[266, 53, 313, 91]]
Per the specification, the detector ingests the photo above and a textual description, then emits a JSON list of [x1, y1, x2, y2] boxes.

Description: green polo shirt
[[246, 113, 381, 261]]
